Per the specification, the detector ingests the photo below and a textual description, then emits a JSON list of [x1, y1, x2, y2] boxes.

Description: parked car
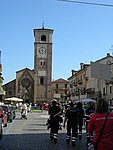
[[2, 105, 15, 122]]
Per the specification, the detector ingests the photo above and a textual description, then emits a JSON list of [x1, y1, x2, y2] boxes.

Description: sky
[[0, 0, 113, 84]]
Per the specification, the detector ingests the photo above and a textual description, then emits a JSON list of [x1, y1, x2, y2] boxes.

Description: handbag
[[88, 113, 109, 150]]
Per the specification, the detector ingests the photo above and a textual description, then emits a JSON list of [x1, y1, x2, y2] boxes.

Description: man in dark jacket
[[76, 102, 84, 140], [63, 101, 78, 146], [48, 99, 61, 143]]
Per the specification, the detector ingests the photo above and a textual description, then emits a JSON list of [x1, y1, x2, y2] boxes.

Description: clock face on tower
[[39, 47, 46, 54], [37, 46, 47, 58]]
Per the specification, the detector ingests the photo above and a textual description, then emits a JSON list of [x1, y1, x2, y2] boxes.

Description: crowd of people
[[47, 98, 113, 150], [16, 98, 113, 149]]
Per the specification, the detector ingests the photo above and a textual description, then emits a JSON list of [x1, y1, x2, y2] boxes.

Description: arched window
[[40, 60, 46, 67], [41, 35, 46, 41]]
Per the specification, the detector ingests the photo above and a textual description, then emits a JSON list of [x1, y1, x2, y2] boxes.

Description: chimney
[[80, 63, 84, 70], [107, 53, 110, 57], [72, 70, 77, 76]]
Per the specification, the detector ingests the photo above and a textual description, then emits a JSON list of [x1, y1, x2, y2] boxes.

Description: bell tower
[[33, 26, 53, 103]]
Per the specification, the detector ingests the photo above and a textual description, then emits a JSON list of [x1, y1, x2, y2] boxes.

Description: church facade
[[3, 27, 54, 105]]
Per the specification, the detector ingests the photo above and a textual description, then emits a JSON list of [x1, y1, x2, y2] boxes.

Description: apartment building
[[68, 53, 113, 105], [67, 63, 90, 101], [51, 78, 69, 103]]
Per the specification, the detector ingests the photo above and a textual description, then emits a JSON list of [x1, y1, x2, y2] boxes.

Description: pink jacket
[[88, 112, 113, 150]]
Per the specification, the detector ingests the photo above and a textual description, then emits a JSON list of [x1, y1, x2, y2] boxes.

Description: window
[[106, 60, 111, 65], [41, 35, 46, 41], [40, 60, 46, 67], [103, 87, 105, 96], [70, 84, 72, 88], [40, 77, 44, 85], [56, 84, 58, 89], [41, 61, 43, 66], [110, 86, 112, 93], [8, 90, 12, 96], [18, 81, 20, 91]]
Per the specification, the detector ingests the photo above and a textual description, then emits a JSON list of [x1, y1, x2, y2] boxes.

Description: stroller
[[21, 109, 27, 119]]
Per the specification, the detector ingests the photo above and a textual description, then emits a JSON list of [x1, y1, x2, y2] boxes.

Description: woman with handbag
[[87, 98, 113, 150]]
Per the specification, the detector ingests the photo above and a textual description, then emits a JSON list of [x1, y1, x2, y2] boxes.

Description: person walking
[[85, 101, 95, 144], [76, 102, 84, 140], [48, 99, 61, 143], [87, 98, 113, 150], [20, 103, 27, 119], [63, 101, 78, 146]]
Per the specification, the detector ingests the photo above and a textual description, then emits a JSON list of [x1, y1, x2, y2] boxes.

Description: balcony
[[81, 88, 86, 95], [72, 92, 75, 96], [105, 80, 111, 85], [73, 82, 77, 87], [78, 79, 83, 85], [86, 88, 95, 94], [75, 90, 80, 96], [105, 78, 113, 84], [85, 77, 88, 81], [111, 77, 113, 84], [70, 84, 73, 88]]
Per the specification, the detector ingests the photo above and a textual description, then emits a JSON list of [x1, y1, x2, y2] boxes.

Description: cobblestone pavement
[[0, 111, 87, 150]]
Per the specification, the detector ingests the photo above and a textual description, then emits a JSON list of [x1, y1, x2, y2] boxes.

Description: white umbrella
[[80, 98, 96, 103], [4, 97, 23, 102]]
